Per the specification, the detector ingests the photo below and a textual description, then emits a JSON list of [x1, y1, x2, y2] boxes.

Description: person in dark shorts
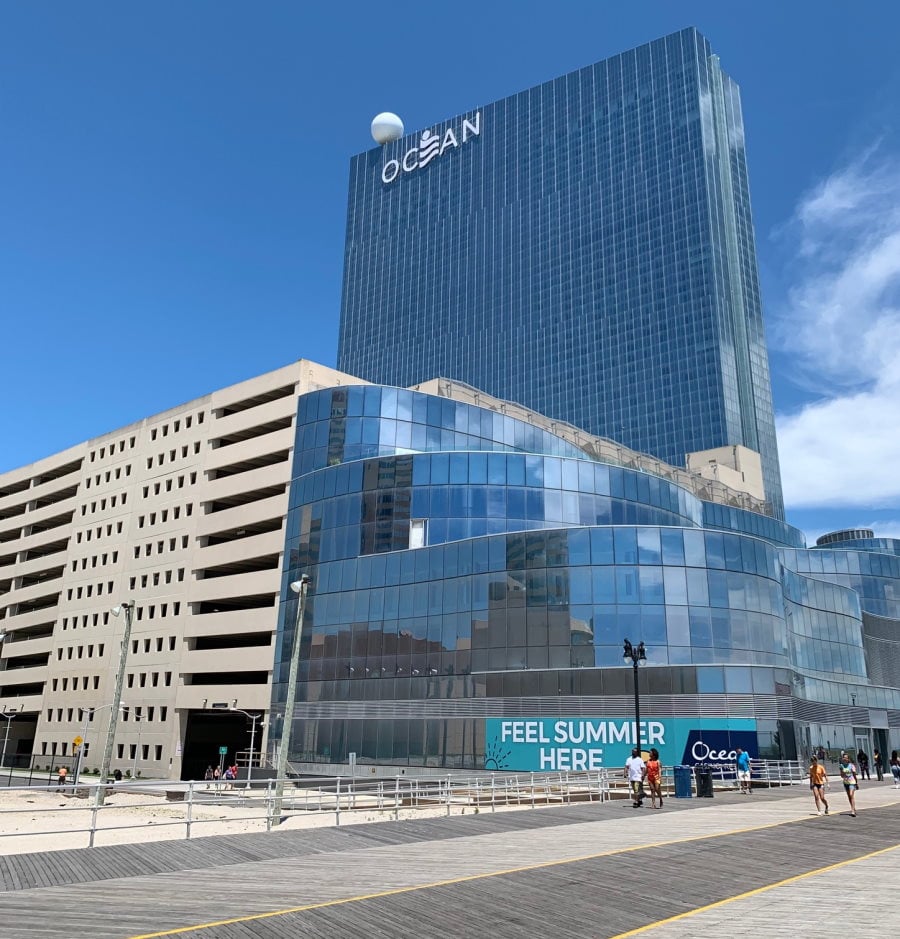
[[808, 756, 829, 815]]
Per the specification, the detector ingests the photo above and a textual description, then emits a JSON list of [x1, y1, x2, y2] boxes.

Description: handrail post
[[88, 783, 101, 848], [265, 779, 273, 832], [446, 774, 452, 816], [394, 776, 400, 820], [335, 775, 341, 827], [186, 781, 194, 840]]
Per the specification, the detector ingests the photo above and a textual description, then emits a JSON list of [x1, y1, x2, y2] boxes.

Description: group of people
[[624, 746, 753, 807], [808, 749, 900, 817], [623, 743, 899, 815], [203, 763, 239, 789], [623, 747, 664, 808]]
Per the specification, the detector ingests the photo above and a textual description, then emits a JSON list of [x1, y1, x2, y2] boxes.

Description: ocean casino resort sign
[[381, 112, 482, 184]]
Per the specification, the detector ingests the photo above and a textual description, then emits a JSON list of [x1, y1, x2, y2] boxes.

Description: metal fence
[[0, 769, 611, 851], [0, 758, 808, 852]]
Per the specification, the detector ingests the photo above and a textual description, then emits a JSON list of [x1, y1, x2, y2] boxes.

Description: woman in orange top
[[646, 747, 663, 809], [808, 756, 829, 815]]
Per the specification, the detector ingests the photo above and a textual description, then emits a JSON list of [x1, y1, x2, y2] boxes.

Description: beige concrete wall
[[686, 445, 766, 503], [0, 359, 365, 778]]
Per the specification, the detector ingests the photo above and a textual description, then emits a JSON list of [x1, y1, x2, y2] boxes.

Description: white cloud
[[774, 150, 900, 509]]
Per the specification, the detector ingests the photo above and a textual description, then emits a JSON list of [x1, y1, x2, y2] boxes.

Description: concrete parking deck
[[1, 781, 897, 938]]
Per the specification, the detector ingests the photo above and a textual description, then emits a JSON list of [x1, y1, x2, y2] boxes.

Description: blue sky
[[2, 2, 899, 544]]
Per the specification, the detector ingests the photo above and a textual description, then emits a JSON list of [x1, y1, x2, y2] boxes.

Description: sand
[[0, 782, 513, 855]]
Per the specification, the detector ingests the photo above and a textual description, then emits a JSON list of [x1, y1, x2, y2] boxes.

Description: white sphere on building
[[371, 112, 404, 144]]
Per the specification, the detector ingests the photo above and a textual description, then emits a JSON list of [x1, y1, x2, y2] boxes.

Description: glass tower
[[337, 27, 784, 518]]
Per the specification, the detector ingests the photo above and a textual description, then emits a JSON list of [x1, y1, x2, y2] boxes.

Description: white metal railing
[[0, 759, 809, 852], [0, 769, 611, 851], [748, 758, 806, 786]]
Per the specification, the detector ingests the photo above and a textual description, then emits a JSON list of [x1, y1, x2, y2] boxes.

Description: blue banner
[[483, 718, 757, 771]]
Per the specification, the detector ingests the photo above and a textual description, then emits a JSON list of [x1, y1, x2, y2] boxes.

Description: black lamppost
[[623, 639, 647, 752]]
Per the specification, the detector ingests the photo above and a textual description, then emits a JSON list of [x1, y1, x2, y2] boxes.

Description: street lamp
[[623, 639, 647, 751], [272, 574, 309, 824], [230, 706, 263, 790], [1, 707, 18, 771], [97, 601, 135, 805], [74, 703, 126, 786]]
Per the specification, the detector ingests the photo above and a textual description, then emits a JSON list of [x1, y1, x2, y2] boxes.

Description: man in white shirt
[[624, 748, 646, 808]]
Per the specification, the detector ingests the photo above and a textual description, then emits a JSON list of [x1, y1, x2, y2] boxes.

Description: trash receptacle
[[673, 765, 693, 799], [695, 765, 714, 798]]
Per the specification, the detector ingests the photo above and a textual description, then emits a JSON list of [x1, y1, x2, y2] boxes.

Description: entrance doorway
[[181, 710, 259, 781]]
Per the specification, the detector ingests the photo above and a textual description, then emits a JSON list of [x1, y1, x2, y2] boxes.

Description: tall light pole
[[1, 707, 18, 770], [623, 639, 647, 751], [75, 703, 124, 786], [272, 574, 309, 824], [97, 600, 135, 804], [230, 706, 263, 790]]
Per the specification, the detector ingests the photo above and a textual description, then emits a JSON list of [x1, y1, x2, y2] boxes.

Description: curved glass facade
[[272, 386, 900, 772]]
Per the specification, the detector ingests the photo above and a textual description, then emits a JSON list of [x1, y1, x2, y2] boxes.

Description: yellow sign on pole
[[73, 736, 83, 747]]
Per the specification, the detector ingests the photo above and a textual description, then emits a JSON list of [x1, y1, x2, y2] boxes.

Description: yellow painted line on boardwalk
[[607, 841, 900, 938], [128, 804, 900, 939]]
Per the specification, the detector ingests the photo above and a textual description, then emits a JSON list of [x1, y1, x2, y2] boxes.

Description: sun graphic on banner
[[483, 736, 512, 770]]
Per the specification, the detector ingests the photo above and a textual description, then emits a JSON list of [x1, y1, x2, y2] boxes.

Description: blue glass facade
[[272, 386, 900, 771], [337, 27, 784, 518]]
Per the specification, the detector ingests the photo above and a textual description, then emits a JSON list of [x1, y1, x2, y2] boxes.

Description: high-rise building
[[0, 360, 364, 780], [337, 27, 784, 518]]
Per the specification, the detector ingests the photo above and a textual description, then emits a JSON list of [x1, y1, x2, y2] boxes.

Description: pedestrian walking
[[204, 765, 214, 789], [213, 765, 221, 791], [808, 756, 829, 815], [646, 748, 663, 809], [839, 752, 859, 816], [56, 766, 68, 792], [624, 748, 646, 808], [873, 749, 883, 781], [890, 751, 900, 788], [735, 747, 752, 794], [856, 748, 870, 780]]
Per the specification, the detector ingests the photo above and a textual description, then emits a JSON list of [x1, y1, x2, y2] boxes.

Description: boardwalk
[[1, 781, 898, 938]]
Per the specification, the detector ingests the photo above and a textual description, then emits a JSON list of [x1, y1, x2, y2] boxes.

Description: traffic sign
[[219, 746, 228, 755], [73, 736, 83, 747]]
